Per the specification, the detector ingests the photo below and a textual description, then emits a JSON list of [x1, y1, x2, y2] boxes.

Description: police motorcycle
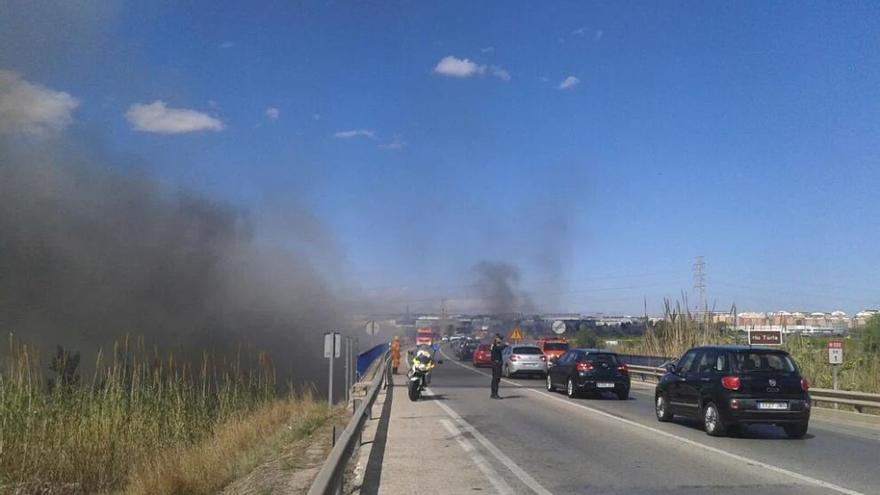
[[408, 347, 436, 401]]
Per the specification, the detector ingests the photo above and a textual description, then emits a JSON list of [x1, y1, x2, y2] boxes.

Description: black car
[[654, 345, 811, 438], [456, 340, 479, 361], [546, 348, 630, 400]]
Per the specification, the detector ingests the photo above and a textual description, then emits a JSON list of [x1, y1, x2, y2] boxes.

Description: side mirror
[[665, 363, 677, 374]]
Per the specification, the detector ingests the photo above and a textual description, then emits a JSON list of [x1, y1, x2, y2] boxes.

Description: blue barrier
[[357, 343, 389, 379]]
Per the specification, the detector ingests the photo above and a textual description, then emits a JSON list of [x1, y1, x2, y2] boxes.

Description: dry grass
[[126, 396, 329, 495], [0, 335, 317, 493]]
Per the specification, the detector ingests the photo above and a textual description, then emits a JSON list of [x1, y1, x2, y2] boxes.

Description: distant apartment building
[[710, 310, 873, 335]]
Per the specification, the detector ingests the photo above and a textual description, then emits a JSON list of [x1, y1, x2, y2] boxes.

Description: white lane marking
[[439, 347, 864, 495], [439, 419, 514, 495], [425, 388, 554, 495]]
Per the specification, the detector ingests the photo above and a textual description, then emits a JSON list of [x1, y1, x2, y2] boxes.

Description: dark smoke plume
[[472, 261, 534, 315], [0, 137, 346, 388]]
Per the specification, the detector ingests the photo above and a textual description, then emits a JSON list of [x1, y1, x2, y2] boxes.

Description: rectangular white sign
[[324, 333, 334, 358], [335, 333, 342, 358], [828, 340, 843, 365]]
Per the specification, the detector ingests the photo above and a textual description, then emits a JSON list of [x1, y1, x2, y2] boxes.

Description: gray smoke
[[0, 136, 346, 388], [472, 261, 534, 315]]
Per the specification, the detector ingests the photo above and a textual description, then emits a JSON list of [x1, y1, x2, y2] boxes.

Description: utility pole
[[441, 298, 449, 336], [693, 256, 706, 318]]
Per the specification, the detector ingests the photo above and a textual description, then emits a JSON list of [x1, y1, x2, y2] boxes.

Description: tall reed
[[0, 335, 278, 492]]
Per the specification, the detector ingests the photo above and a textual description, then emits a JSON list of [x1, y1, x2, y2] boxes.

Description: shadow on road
[[670, 418, 815, 440], [361, 382, 393, 492]]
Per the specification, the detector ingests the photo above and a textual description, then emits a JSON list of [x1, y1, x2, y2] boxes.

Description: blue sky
[[3, 1, 879, 315]]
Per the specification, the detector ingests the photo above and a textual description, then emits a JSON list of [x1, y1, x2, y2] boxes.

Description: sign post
[[324, 332, 341, 406], [344, 336, 350, 402], [828, 340, 843, 403]]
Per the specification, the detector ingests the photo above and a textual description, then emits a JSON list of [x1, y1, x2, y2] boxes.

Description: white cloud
[[379, 135, 406, 150], [432, 55, 510, 81], [433, 56, 484, 78], [594, 30, 604, 41], [265, 107, 280, 120], [489, 66, 511, 81], [219, 41, 235, 49], [558, 76, 580, 90], [571, 26, 588, 36], [334, 129, 375, 139], [481, 46, 495, 53], [0, 70, 79, 134], [125, 100, 224, 134]]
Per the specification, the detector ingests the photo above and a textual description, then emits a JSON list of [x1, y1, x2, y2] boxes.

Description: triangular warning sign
[[509, 327, 524, 341]]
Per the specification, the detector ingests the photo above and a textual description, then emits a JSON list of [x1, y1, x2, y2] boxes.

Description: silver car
[[502, 345, 548, 378]]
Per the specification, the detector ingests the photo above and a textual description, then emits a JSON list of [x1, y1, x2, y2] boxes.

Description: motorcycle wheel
[[408, 379, 420, 401]]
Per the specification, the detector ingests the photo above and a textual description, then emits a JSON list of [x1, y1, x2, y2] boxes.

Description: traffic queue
[[438, 330, 813, 439]]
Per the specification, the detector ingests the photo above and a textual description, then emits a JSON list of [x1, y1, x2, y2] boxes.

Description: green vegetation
[[0, 335, 327, 494], [861, 314, 880, 353], [574, 323, 600, 348]]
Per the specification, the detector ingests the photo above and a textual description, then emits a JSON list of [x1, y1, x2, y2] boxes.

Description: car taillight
[[801, 378, 810, 392], [576, 361, 594, 372], [617, 364, 628, 373], [721, 376, 741, 391]]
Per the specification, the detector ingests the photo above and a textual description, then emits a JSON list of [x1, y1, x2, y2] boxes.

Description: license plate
[[597, 382, 615, 388], [757, 401, 788, 410]]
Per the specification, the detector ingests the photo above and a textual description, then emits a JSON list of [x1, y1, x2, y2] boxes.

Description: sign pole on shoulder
[[324, 332, 341, 407]]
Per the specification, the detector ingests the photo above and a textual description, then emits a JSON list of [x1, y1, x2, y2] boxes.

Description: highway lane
[[423, 345, 878, 495]]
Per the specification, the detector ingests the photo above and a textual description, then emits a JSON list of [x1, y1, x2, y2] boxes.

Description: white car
[[502, 345, 548, 378]]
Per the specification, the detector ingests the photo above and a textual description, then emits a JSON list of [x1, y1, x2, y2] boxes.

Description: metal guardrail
[[308, 351, 390, 495], [626, 364, 880, 413]]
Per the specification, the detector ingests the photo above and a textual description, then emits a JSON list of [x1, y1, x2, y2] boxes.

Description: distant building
[[712, 310, 856, 335]]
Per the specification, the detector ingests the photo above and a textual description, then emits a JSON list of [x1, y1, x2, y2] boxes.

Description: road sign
[[748, 329, 782, 346], [324, 333, 334, 358], [365, 320, 381, 336], [324, 332, 342, 358], [323, 332, 341, 407], [552, 320, 566, 335], [509, 327, 524, 342], [828, 340, 844, 365]]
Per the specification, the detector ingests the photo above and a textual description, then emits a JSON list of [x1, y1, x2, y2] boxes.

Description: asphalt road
[[416, 345, 880, 495]]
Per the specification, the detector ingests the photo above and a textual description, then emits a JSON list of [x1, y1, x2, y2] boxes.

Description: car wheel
[[656, 394, 673, 422], [783, 422, 808, 439], [566, 378, 578, 398], [616, 388, 629, 400], [546, 374, 555, 392], [703, 402, 726, 437]]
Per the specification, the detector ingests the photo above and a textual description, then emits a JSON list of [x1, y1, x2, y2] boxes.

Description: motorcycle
[[407, 361, 432, 401]]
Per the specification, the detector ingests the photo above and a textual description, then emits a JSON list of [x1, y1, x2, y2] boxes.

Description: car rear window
[[513, 346, 542, 355], [476, 344, 489, 351], [543, 342, 569, 351], [586, 353, 618, 365], [734, 352, 796, 372]]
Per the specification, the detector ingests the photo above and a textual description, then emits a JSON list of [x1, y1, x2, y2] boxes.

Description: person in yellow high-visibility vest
[[390, 336, 401, 374]]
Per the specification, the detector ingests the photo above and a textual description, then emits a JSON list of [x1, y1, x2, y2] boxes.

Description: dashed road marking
[[426, 387, 554, 495]]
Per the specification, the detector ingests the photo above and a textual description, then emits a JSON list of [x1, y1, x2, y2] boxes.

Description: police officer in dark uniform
[[490, 333, 506, 399]]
